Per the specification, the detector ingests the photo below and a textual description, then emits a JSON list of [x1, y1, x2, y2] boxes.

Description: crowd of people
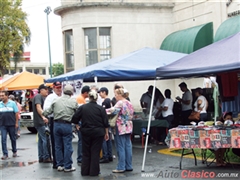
[[0, 80, 239, 171], [140, 82, 210, 128], [139, 82, 240, 166], [0, 82, 134, 176]]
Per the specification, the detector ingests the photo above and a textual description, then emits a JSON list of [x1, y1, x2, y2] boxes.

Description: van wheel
[[27, 127, 37, 134]]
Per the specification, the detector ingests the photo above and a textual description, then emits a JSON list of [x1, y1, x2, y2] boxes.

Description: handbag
[[188, 111, 200, 121], [108, 114, 118, 127]]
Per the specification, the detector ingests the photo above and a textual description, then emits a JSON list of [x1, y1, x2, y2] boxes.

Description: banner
[[62, 79, 83, 98]]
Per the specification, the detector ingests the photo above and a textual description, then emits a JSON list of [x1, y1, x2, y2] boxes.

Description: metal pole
[[44, 7, 52, 78], [141, 79, 156, 172]]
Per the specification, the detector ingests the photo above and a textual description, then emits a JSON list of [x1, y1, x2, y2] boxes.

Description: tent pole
[[94, 76, 98, 85], [141, 79, 156, 172]]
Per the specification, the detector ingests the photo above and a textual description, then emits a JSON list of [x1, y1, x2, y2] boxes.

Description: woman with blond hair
[[107, 88, 134, 173], [71, 90, 109, 176]]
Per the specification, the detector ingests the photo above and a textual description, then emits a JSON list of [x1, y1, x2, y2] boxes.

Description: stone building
[[54, 0, 240, 110]]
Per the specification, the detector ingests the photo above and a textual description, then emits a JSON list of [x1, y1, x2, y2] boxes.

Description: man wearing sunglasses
[[43, 81, 62, 169]]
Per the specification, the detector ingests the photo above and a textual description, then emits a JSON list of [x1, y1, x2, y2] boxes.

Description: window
[[34, 69, 39, 74], [26, 69, 32, 73], [84, 27, 111, 66], [64, 30, 74, 72], [42, 69, 46, 75], [4, 69, 9, 75], [10, 69, 16, 75]]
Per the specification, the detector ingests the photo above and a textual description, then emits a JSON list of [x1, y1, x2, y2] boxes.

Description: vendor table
[[168, 126, 240, 169]]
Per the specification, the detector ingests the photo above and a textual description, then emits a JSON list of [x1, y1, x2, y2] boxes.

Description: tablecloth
[[168, 127, 240, 149]]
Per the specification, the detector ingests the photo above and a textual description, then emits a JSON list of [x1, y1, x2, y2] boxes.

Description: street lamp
[[44, 6, 52, 78]]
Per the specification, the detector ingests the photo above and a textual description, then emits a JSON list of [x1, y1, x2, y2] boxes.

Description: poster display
[[169, 127, 240, 149], [62, 79, 83, 98]]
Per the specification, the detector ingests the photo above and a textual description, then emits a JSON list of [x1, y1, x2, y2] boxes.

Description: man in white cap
[[43, 84, 78, 172], [43, 81, 62, 169]]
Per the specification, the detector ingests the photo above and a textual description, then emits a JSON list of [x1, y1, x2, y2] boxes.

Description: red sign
[[10, 52, 31, 61]]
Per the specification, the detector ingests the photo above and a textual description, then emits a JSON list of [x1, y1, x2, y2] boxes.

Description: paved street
[[0, 128, 239, 180]]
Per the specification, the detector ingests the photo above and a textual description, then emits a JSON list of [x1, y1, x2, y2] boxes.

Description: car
[[20, 112, 37, 133]]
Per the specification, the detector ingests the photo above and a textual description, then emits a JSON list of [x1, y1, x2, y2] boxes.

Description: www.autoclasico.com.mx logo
[[141, 170, 239, 178]]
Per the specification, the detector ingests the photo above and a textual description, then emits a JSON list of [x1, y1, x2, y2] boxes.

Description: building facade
[[4, 61, 50, 79], [4, 52, 50, 79], [54, 0, 240, 110]]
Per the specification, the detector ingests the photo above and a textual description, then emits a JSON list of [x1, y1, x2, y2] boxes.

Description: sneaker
[[1, 155, 8, 160], [13, 152, 17, 157], [108, 157, 113, 162], [77, 162, 82, 166], [112, 169, 125, 173], [64, 167, 76, 172], [57, 166, 64, 171], [126, 169, 133, 171]]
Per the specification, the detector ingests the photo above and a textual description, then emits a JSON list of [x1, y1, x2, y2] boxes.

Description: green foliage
[[0, 0, 30, 76], [52, 63, 64, 77]]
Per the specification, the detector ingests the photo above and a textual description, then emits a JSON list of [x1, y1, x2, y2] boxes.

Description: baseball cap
[[99, 87, 108, 94], [64, 84, 74, 95], [38, 84, 48, 91], [81, 86, 90, 94], [53, 81, 62, 88]]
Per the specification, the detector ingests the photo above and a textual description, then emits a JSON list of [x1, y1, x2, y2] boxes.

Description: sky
[[21, 0, 63, 64]]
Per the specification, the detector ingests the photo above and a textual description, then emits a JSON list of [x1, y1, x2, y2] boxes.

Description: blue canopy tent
[[45, 47, 186, 83], [155, 32, 240, 118], [156, 32, 240, 79], [147, 33, 240, 169], [45, 47, 187, 172]]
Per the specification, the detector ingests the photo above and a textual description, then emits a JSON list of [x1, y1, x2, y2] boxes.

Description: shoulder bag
[[188, 111, 200, 121], [108, 114, 118, 128]]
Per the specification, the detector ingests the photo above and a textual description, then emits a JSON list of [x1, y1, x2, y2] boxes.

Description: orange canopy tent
[[0, 71, 51, 91]]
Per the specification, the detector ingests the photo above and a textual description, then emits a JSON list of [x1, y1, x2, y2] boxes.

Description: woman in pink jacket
[[107, 88, 134, 173]]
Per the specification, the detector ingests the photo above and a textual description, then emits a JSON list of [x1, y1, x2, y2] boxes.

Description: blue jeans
[[77, 129, 82, 163], [1, 126, 17, 156], [54, 122, 73, 169], [114, 127, 132, 170], [164, 115, 174, 129], [36, 126, 50, 160], [102, 132, 112, 159]]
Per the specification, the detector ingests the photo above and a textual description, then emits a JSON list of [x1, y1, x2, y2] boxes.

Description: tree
[[11, 44, 24, 72], [0, 0, 30, 77], [12, 28, 31, 72], [52, 63, 64, 77]]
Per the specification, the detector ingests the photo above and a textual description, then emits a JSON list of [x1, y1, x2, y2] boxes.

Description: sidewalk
[[0, 128, 239, 180]]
